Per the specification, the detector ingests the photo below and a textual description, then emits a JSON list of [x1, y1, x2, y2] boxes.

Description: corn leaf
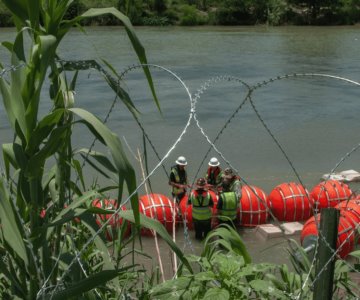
[[1, 0, 28, 22], [50, 269, 127, 300], [26, 109, 64, 154], [70, 108, 139, 227], [62, 8, 160, 112], [0, 178, 28, 266]]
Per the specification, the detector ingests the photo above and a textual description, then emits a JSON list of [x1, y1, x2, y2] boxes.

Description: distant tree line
[[0, 0, 360, 27]]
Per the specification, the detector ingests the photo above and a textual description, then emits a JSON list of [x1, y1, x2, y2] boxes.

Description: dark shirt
[[169, 165, 187, 185]]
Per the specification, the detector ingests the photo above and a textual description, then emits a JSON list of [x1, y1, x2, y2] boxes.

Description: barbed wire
[[2, 61, 360, 298], [47, 63, 194, 299]]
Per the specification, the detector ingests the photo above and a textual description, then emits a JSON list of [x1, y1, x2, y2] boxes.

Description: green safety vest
[[190, 191, 212, 220], [218, 191, 238, 221], [171, 167, 186, 196]]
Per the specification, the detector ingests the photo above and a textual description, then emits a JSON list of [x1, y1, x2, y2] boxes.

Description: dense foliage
[[0, 0, 360, 26]]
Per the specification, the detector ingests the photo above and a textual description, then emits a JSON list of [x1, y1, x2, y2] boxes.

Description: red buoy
[[239, 185, 268, 226], [301, 212, 355, 259], [92, 198, 130, 241], [139, 194, 179, 236], [336, 200, 360, 224], [267, 182, 313, 222], [311, 180, 352, 210]]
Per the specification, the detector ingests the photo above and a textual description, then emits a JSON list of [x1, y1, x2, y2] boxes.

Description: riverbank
[[1, 1, 360, 27]]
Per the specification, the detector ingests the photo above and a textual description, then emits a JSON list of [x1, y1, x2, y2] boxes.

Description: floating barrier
[[336, 200, 360, 244], [239, 185, 268, 226], [92, 199, 130, 241], [179, 190, 218, 230], [139, 193, 179, 236], [267, 182, 312, 222], [301, 212, 355, 259], [336, 200, 360, 224], [311, 180, 352, 210]]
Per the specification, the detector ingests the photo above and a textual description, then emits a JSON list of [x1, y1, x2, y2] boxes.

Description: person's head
[[223, 167, 235, 183], [224, 167, 233, 176], [208, 157, 220, 168], [175, 156, 187, 169], [222, 181, 230, 192], [196, 177, 206, 191]]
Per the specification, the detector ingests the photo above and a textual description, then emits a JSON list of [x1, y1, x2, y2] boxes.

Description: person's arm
[[234, 180, 242, 199]]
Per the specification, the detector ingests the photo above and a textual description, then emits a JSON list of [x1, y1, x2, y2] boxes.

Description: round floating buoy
[[239, 185, 268, 226], [92, 199, 130, 241], [139, 194, 179, 236], [267, 182, 312, 222], [179, 190, 218, 230], [311, 180, 352, 210], [301, 211, 355, 259], [336, 200, 360, 224]]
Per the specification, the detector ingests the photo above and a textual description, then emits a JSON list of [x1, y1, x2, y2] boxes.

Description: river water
[[1, 26, 360, 271]]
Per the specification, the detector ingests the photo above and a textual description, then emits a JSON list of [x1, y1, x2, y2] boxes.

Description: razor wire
[[46, 64, 194, 299], [2, 60, 360, 298]]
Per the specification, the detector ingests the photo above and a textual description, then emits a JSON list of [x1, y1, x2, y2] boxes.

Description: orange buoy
[[92, 198, 130, 241], [139, 194, 179, 236], [336, 200, 360, 224], [301, 212, 355, 259], [239, 185, 268, 226], [179, 191, 218, 230], [267, 182, 313, 222], [311, 180, 352, 210]]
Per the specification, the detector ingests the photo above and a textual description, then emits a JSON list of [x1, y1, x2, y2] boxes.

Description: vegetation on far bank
[[0, 0, 360, 27]]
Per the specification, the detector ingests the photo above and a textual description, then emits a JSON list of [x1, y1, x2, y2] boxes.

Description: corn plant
[[0, 1, 191, 299]]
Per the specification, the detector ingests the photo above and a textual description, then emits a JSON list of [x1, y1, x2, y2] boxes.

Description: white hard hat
[[176, 156, 187, 166], [208, 157, 220, 167]]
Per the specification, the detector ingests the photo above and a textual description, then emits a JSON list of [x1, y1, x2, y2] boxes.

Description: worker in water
[[188, 177, 213, 240], [216, 181, 239, 228], [205, 157, 223, 188], [169, 156, 188, 203], [222, 167, 242, 200]]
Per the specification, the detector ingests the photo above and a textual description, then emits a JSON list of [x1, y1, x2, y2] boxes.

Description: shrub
[[180, 5, 208, 25]]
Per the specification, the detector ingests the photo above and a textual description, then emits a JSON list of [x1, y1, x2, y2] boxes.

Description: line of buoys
[[90, 179, 356, 244]]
